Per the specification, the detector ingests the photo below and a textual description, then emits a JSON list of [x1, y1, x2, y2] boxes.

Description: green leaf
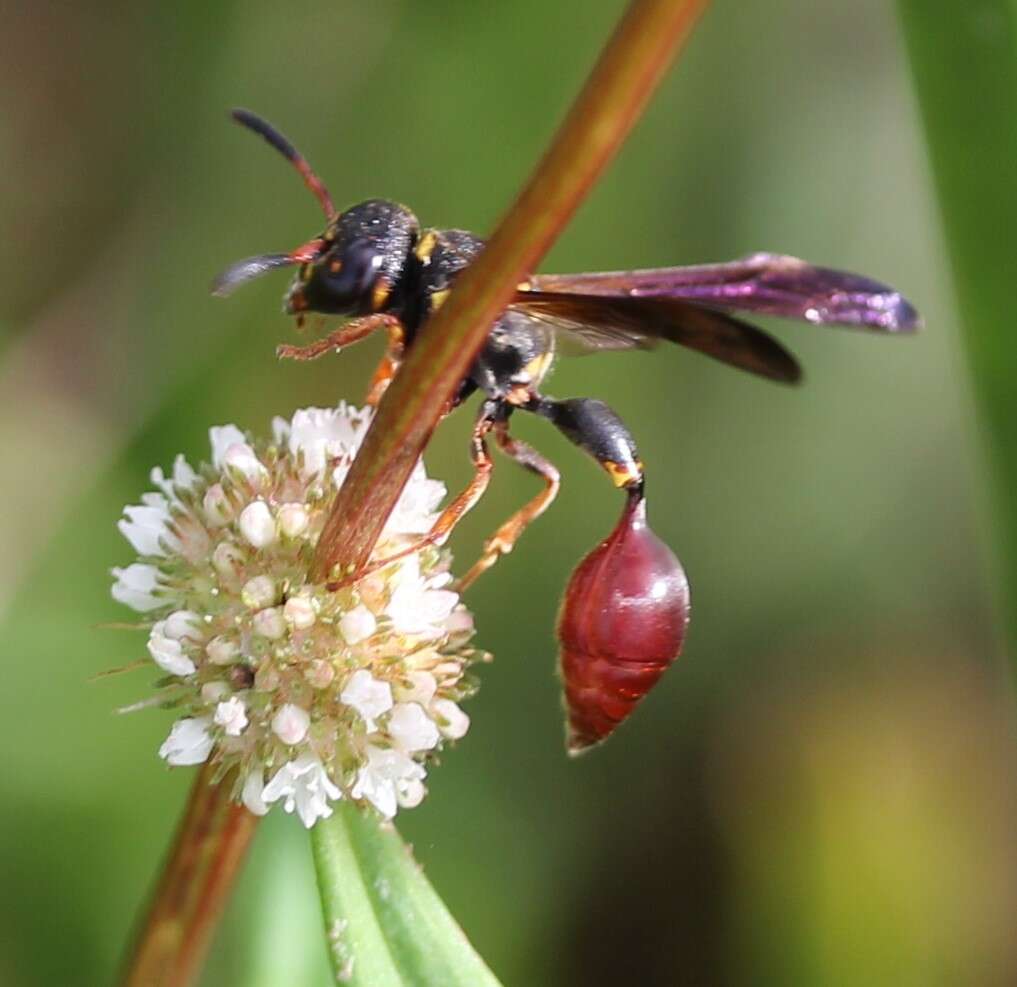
[[897, 1, 1017, 654], [311, 802, 503, 987]]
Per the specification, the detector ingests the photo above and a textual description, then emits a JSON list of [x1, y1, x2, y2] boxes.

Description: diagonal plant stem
[[312, 0, 710, 580], [118, 765, 258, 987]]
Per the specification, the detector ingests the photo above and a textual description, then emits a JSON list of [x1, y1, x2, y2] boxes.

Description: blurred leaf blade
[[311, 802, 502, 987], [897, 0, 1017, 653]]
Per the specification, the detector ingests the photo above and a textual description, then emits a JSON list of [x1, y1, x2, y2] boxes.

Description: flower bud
[[445, 609, 475, 636], [272, 703, 310, 745], [284, 595, 316, 630], [339, 604, 376, 645], [202, 483, 233, 526], [252, 606, 286, 639], [394, 670, 437, 706], [223, 442, 267, 483], [278, 503, 309, 538], [398, 777, 426, 809], [242, 575, 278, 609], [305, 659, 336, 689], [432, 698, 470, 739], [206, 635, 240, 665], [211, 541, 246, 579], [239, 501, 277, 548]]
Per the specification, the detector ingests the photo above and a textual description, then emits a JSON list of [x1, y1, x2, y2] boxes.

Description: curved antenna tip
[[226, 107, 336, 220]]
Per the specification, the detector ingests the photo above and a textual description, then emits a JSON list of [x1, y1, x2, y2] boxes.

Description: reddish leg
[[457, 422, 561, 591], [326, 403, 498, 590], [364, 321, 406, 406], [277, 313, 401, 361]]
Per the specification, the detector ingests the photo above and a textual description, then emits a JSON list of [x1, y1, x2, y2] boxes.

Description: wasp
[[214, 109, 919, 751]]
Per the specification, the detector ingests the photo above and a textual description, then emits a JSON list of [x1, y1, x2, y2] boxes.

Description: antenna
[[231, 108, 336, 219]]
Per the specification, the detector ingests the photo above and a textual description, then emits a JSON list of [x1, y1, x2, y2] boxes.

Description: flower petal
[[262, 753, 341, 828], [158, 717, 213, 765], [147, 621, 196, 676], [432, 698, 470, 740], [351, 745, 425, 819], [388, 703, 440, 753], [242, 764, 269, 816], [340, 670, 392, 731], [215, 697, 249, 736], [118, 502, 177, 556], [111, 563, 164, 612], [339, 604, 376, 645], [209, 424, 247, 467]]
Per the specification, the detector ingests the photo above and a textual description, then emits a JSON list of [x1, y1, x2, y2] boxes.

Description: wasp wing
[[512, 293, 801, 383], [527, 253, 920, 332]]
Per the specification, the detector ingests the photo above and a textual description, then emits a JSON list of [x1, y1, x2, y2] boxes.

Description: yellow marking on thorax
[[414, 230, 439, 264]]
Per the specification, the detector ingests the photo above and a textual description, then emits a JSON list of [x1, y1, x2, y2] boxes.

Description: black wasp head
[[286, 200, 419, 317], [210, 110, 419, 319]]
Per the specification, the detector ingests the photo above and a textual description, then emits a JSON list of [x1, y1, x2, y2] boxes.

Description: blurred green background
[[3, 1, 1016, 984]]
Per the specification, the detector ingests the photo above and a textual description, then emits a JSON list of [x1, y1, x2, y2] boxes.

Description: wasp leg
[[457, 420, 561, 591], [277, 313, 402, 361], [326, 401, 500, 590], [364, 320, 407, 406], [528, 395, 645, 495]]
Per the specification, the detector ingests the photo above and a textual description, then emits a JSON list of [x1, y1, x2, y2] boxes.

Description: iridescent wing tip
[[531, 252, 923, 333], [786, 261, 922, 332]]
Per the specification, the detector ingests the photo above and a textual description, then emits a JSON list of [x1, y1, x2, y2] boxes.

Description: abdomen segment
[[557, 491, 690, 753]]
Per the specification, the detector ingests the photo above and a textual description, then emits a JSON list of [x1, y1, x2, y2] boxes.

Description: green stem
[[311, 803, 502, 986], [312, 0, 710, 580], [897, 2, 1017, 657]]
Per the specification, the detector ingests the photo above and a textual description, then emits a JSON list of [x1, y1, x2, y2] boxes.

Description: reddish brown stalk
[[119, 765, 258, 987], [312, 0, 710, 580]]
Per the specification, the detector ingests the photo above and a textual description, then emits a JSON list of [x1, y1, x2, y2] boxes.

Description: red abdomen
[[557, 495, 690, 753]]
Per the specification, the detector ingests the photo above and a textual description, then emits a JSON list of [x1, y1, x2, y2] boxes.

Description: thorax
[[400, 227, 555, 403]]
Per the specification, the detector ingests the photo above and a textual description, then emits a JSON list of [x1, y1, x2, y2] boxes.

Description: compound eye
[[323, 238, 383, 295], [299, 238, 384, 314]]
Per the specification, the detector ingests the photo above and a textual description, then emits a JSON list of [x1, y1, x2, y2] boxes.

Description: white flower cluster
[[112, 405, 482, 827]]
